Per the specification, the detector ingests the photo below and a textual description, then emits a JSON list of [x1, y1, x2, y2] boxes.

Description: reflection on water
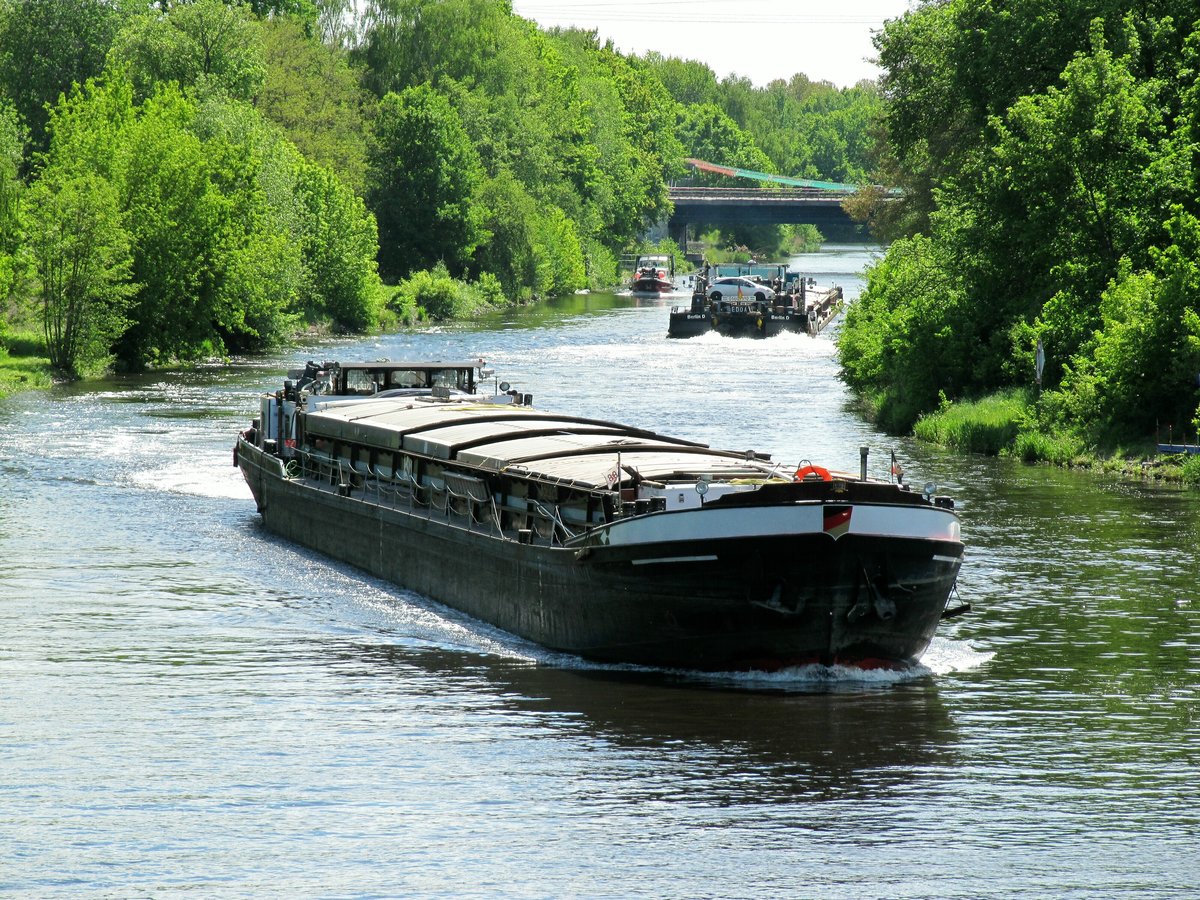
[[3, 245, 1199, 897], [303, 642, 958, 813]]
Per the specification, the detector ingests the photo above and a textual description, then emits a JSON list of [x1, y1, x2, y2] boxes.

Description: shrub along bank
[[912, 388, 1200, 486]]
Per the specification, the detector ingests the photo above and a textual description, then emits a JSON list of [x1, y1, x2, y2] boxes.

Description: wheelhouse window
[[429, 368, 473, 391], [343, 368, 377, 394], [390, 370, 428, 388]]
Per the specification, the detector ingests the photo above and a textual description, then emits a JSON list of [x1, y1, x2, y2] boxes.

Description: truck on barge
[[234, 360, 966, 671]]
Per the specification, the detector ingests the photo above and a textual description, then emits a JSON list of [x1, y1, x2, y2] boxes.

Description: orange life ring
[[794, 464, 832, 482]]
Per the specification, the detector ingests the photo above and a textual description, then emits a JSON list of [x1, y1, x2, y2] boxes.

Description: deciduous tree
[[108, 0, 266, 101], [27, 172, 134, 375], [366, 84, 485, 280], [0, 0, 126, 156]]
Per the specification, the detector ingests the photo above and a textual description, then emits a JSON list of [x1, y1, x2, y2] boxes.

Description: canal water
[[2, 245, 1198, 897]]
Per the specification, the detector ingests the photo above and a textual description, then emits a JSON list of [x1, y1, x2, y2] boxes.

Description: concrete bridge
[[666, 185, 859, 242]]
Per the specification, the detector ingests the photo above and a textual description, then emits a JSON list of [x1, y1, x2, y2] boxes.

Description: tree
[[642, 53, 719, 106], [108, 0, 266, 101], [0, 0, 126, 156], [994, 35, 1171, 365], [26, 172, 134, 375], [838, 3, 1200, 439], [675, 103, 774, 179], [555, 37, 683, 252], [294, 159, 381, 331], [244, 0, 318, 29], [116, 89, 305, 365], [0, 101, 25, 317], [356, 3, 678, 284], [838, 234, 971, 431], [366, 84, 485, 281], [1052, 211, 1200, 440], [256, 15, 370, 193], [473, 171, 538, 301]]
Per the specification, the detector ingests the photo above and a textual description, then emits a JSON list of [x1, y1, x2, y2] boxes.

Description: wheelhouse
[[288, 360, 483, 397]]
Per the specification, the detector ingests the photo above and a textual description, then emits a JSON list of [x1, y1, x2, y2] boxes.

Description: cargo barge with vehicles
[[234, 359, 966, 671], [669, 264, 842, 338]]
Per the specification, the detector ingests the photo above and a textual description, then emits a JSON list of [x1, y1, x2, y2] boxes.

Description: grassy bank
[[0, 333, 53, 397], [913, 388, 1200, 486]]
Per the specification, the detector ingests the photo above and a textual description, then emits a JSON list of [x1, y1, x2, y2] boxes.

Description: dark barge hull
[[668, 310, 811, 338], [667, 289, 842, 339], [238, 439, 960, 671]]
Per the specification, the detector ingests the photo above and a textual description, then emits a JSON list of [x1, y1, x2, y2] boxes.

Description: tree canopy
[[367, 84, 486, 281], [839, 1, 1200, 443]]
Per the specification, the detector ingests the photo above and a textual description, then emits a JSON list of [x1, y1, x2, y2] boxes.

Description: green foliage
[[0, 339, 52, 396], [108, 85, 303, 365], [30, 72, 381, 371], [913, 389, 1027, 454], [840, 1, 1200, 447], [1181, 454, 1200, 485], [473, 171, 539, 302], [367, 84, 485, 281], [1010, 427, 1088, 465], [293, 160, 382, 332], [787, 224, 824, 254], [108, 0, 266, 102], [550, 35, 683, 254], [26, 171, 134, 376], [0, 0, 126, 156], [358, 6, 682, 288], [633, 236, 684, 267], [642, 54, 719, 106], [676, 103, 774, 179], [472, 170, 587, 301], [244, 0, 318, 28], [532, 206, 587, 298], [391, 262, 501, 321], [0, 0, 886, 379], [0, 100, 25, 316], [360, 2, 602, 209], [992, 31, 1172, 371], [579, 237, 617, 291], [838, 235, 972, 432], [910, 386, 1091, 462], [1048, 211, 1200, 440], [721, 224, 788, 259], [257, 15, 369, 193], [645, 56, 880, 186]]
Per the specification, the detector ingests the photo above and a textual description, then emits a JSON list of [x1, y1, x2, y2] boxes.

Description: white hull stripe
[[600, 503, 961, 548]]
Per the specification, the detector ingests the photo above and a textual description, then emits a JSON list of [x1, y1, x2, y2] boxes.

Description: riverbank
[[0, 334, 53, 396], [910, 388, 1200, 486]]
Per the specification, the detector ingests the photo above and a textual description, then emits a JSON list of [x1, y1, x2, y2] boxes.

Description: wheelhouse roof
[[327, 360, 484, 371]]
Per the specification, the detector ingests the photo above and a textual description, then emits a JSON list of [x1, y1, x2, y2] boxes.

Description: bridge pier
[[668, 220, 689, 252]]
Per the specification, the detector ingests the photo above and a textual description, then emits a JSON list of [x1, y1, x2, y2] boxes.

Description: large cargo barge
[[234, 360, 966, 671]]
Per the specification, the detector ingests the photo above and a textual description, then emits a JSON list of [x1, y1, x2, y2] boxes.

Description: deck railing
[[286, 447, 580, 545]]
